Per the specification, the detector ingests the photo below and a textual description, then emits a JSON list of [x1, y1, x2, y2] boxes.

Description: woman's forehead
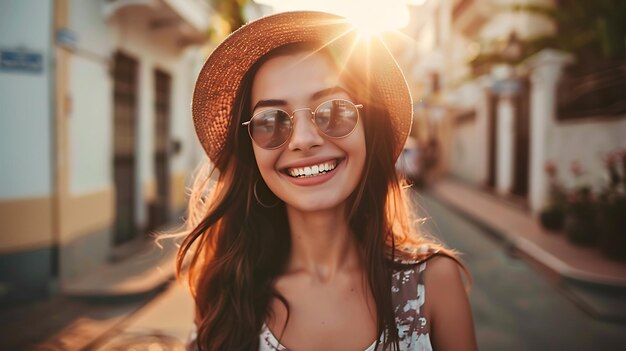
[[250, 51, 345, 105]]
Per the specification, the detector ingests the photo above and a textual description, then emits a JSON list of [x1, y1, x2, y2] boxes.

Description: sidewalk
[[62, 235, 178, 297], [25, 233, 184, 350], [89, 280, 195, 350], [429, 178, 626, 321]]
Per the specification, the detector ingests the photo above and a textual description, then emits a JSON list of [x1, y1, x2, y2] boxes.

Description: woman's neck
[[285, 204, 361, 282]]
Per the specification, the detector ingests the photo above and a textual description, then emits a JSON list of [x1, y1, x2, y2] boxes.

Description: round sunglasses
[[242, 99, 363, 149]]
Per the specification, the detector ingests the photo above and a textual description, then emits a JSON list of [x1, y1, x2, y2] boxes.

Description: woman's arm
[[426, 255, 478, 351]]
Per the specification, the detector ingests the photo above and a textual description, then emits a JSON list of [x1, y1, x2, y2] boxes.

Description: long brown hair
[[174, 42, 470, 350]]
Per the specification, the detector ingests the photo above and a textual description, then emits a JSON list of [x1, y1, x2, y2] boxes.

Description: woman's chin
[[282, 195, 347, 214]]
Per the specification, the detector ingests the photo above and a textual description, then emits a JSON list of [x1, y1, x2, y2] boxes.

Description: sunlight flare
[[254, 0, 414, 35]]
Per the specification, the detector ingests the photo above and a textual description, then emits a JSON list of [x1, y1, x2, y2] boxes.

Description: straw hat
[[192, 11, 413, 166]]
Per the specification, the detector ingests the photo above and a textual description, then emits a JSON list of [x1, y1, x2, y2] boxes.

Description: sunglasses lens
[[315, 100, 358, 138], [249, 109, 292, 148]]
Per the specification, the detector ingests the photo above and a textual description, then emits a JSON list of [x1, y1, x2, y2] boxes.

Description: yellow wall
[[0, 186, 114, 253], [59, 187, 115, 244], [144, 178, 156, 203], [142, 172, 188, 210], [170, 171, 187, 209], [0, 197, 54, 252]]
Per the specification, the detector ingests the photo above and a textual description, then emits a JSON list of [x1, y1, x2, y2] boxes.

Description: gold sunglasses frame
[[242, 98, 363, 150]]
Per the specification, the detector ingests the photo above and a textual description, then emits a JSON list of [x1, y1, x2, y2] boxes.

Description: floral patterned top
[[259, 248, 436, 351]]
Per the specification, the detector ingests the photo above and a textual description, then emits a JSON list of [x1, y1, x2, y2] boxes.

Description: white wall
[[547, 117, 626, 192], [0, 0, 53, 200], [70, 0, 115, 56], [67, 55, 113, 195], [68, 0, 114, 195], [447, 81, 489, 184], [68, 56, 113, 194], [450, 122, 480, 182], [449, 120, 489, 184], [170, 48, 198, 175]]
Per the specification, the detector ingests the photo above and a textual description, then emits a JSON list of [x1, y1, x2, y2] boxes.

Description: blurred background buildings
[[1, 0, 625, 349], [395, 0, 626, 214], [1, 0, 218, 304]]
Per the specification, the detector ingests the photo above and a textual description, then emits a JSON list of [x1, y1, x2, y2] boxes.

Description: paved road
[[417, 191, 626, 351], [0, 291, 158, 350]]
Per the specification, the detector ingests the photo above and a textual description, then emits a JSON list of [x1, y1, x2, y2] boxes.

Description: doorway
[[112, 52, 138, 246], [486, 91, 498, 188], [149, 69, 172, 232], [511, 78, 531, 198]]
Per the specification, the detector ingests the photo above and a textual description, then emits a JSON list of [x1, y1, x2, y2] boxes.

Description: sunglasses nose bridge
[[291, 107, 314, 119], [290, 107, 316, 128], [288, 108, 324, 150]]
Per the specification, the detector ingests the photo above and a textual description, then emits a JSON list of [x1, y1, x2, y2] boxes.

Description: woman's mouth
[[283, 159, 340, 178]]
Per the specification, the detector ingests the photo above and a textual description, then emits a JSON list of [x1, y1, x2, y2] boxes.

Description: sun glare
[[345, 2, 410, 36], [254, 0, 413, 36]]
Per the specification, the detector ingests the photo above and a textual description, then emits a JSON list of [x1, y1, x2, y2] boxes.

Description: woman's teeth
[[287, 161, 337, 178]]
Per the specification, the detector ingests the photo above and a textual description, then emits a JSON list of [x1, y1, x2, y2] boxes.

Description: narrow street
[[9, 190, 626, 350], [3, 1, 626, 351], [417, 191, 626, 351]]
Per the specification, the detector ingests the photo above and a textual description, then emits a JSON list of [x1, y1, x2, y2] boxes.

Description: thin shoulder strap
[[414, 259, 429, 334]]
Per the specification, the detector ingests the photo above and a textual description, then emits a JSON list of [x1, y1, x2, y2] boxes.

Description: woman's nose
[[288, 110, 324, 151]]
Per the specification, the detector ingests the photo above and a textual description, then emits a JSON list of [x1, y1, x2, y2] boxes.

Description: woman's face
[[250, 51, 366, 213]]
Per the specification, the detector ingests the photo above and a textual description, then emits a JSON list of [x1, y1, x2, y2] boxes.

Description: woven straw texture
[[192, 11, 413, 164]]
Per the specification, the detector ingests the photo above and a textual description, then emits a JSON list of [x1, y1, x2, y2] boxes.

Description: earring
[[253, 179, 280, 208]]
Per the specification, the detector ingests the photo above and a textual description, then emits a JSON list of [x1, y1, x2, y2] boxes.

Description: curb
[[428, 188, 626, 291], [62, 239, 179, 299]]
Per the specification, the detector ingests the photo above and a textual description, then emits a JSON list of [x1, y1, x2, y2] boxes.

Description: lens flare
[[254, 0, 412, 36]]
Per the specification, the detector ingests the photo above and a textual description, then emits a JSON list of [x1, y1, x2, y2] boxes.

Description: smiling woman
[[249, 50, 366, 212], [174, 11, 477, 351]]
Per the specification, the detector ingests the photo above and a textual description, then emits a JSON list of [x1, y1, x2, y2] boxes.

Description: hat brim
[[192, 11, 413, 164]]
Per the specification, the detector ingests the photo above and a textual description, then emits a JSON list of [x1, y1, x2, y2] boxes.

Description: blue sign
[[56, 28, 78, 50], [492, 79, 521, 96], [0, 49, 43, 73]]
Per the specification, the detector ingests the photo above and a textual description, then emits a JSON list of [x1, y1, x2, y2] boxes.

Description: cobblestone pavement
[[417, 191, 626, 351]]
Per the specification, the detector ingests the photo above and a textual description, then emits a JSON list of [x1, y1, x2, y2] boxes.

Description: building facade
[[0, 0, 212, 303], [404, 0, 626, 213]]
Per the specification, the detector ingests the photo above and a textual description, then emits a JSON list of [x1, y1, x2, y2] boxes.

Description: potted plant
[[564, 161, 598, 245], [539, 161, 567, 231], [597, 150, 626, 260]]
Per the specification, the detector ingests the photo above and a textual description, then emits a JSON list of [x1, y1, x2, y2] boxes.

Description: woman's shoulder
[[419, 254, 477, 349], [389, 245, 472, 344], [422, 254, 466, 286], [388, 244, 469, 295]]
